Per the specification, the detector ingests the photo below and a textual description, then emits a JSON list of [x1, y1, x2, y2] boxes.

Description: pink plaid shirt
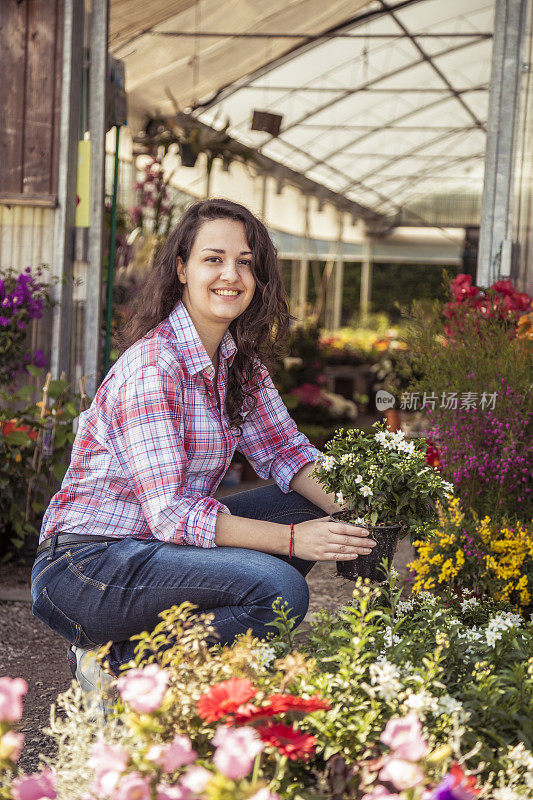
[[40, 301, 320, 547]]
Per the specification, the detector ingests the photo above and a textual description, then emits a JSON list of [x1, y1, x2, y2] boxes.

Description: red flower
[[0, 421, 38, 441], [491, 279, 515, 297], [448, 763, 480, 795], [425, 442, 441, 470], [263, 694, 330, 715], [451, 274, 478, 303], [257, 722, 316, 761], [232, 694, 330, 724], [196, 678, 257, 723]]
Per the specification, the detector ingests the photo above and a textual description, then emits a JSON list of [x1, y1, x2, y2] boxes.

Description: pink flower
[[147, 734, 197, 772], [212, 726, 264, 779], [248, 790, 282, 800], [179, 766, 212, 795], [380, 758, 426, 790], [0, 677, 28, 722], [88, 738, 129, 775], [362, 787, 400, 800], [11, 769, 57, 800], [117, 665, 169, 713], [116, 772, 151, 800], [380, 714, 429, 761], [156, 785, 187, 800], [91, 770, 122, 798], [0, 730, 25, 761]]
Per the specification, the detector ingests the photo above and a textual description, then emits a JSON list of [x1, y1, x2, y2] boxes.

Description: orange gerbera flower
[[257, 722, 316, 761], [196, 678, 257, 723]]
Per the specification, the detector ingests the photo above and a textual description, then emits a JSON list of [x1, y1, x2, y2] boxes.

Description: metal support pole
[[50, 0, 84, 379], [104, 125, 121, 374], [84, 0, 109, 397], [477, 0, 526, 286], [261, 173, 268, 220], [360, 237, 372, 325], [297, 195, 310, 321], [332, 211, 345, 331]]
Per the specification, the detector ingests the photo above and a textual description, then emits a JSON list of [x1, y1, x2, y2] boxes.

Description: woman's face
[[177, 218, 256, 331]]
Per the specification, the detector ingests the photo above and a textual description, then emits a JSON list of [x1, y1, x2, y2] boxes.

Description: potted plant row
[[311, 422, 454, 581]]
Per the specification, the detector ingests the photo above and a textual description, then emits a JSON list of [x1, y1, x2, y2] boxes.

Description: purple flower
[[32, 350, 46, 368]]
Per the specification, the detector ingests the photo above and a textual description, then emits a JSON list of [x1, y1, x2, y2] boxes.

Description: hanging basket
[[330, 510, 402, 582]]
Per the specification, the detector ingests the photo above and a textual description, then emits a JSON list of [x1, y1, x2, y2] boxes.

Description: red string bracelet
[[288, 523, 295, 558]]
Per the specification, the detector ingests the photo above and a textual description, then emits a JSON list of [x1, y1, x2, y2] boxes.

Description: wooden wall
[[0, 0, 63, 207]]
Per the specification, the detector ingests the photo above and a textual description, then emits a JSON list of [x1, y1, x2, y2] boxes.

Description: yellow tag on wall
[[76, 140, 91, 228]]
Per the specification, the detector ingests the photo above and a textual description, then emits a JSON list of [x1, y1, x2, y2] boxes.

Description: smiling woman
[[30, 198, 375, 703]]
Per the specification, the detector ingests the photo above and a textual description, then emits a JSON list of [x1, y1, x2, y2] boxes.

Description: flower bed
[[1, 581, 532, 799], [409, 499, 533, 614]]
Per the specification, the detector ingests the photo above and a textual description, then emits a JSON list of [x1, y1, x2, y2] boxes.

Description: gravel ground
[[0, 482, 414, 774]]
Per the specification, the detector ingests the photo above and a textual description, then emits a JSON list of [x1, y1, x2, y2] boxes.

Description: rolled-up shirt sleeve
[[106, 366, 228, 547], [236, 366, 321, 492]]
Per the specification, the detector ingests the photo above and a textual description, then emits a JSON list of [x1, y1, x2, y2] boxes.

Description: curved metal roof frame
[[113, 0, 495, 226]]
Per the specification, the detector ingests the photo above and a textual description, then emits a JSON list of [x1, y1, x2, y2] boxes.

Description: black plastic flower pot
[[180, 142, 198, 168], [330, 511, 402, 582]]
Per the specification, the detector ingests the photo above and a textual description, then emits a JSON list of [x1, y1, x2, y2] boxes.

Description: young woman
[[31, 199, 375, 688]]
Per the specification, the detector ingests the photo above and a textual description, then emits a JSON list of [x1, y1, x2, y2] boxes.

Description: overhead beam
[[258, 36, 487, 150], [196, 0, 428, 112], [148, 31, 492, 41], [340, 127, 481, 192], [379, 0, 485, 130], [240, 85, 489, 93]]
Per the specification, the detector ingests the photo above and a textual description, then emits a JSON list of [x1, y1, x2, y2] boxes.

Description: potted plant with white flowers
[[311, 422, 454, 581]]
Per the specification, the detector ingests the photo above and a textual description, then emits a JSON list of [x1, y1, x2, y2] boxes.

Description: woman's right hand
[[292, 517, 376, 561]]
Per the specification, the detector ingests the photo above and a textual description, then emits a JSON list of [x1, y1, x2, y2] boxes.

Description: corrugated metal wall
[[0, 205, 55, 270]]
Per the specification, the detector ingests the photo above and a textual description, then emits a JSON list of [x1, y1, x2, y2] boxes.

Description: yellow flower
[[15, 453, 22, 463]]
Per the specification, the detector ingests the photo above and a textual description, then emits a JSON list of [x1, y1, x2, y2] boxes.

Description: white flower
[[437, 694, 469, 721], [369, 659, 402, 701], [508, 743, 533, 770], [374, 431, 390, 446], [353, 517, 365, 525], [336, 492, 344, 505], [395, 599, 415, 617], [252, 644, 277, 667], [485, 611, 522, 646], [360, 485, 373, 498], [405, 690, 438, 715], [442, 480, 455, 493], [397, 439, 416, 455], [322, 455, 336, 471], [383, 627, 402, 648], [460, 596, 480, 612], [493, 788, 523, 800], [340, 454, 351, 464], [354, 474, 363, 484]]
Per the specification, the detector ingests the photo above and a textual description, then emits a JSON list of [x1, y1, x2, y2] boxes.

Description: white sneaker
[[67, 645, 116, 712]]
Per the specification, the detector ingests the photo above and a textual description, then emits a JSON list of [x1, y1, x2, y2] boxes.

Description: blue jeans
[[31, 485, 323, 674]]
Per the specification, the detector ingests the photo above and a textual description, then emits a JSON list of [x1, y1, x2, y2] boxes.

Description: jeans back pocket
[[32, 587, 97, 648]]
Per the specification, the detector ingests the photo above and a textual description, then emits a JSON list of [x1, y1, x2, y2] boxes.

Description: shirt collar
[[168, 300, 237, 376]]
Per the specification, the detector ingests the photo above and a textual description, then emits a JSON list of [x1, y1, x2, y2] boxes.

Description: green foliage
[[403, 298, 532, 410], [0, 377, 83, 558], [294, 578, 533, 784], [311, 422, 453, 538]]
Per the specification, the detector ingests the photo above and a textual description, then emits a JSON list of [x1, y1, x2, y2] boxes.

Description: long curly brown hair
[[117, 198, 290, 429]]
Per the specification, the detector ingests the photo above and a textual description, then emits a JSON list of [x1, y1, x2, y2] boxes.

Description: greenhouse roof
[[110, 0, 494, 225]]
